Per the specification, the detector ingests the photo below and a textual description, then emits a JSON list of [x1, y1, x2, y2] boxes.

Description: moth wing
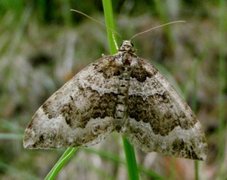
[[126, 58, 207, 160], [23, 57, 118, 149]]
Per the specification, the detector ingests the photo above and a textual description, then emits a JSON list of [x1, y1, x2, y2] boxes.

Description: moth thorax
[[119, 40, 135, 53]]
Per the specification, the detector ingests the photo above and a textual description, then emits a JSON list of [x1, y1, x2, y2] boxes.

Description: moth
[[24, 40, 207, 160]]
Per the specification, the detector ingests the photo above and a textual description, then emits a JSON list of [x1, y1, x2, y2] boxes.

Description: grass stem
[[44, 148, 78, 180], [102, 1, 139, 179]]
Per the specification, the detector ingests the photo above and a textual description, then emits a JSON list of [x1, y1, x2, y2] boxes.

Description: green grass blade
[[44, 147, 78, 180], [194, 161, 199, 180], [102, 0, 118, 53], [217, 0, 226, 159], [217, 0, 227, 178], [122, 137, 139, 180], [102, 0, 139, 179], [190, 58, 200, 180]]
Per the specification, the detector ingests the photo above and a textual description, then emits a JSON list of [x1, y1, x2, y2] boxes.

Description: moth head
[[119, 40, 135, 53]]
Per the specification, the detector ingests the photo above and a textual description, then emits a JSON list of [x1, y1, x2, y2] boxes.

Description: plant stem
[[44, 147, 78, 180], [191, 58, 200, 180], [102, 0, 118, 53], [194, 161, 199, 180], [217, 2, 227, 179], [122, 137, 140, 180], [102, 0, 139, 180]]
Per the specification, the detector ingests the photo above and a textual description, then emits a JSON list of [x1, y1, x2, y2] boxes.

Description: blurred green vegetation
[[0, 0, 226, 179]]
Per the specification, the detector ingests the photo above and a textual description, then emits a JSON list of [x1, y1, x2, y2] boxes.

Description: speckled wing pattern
[[23, 40, 207, 160]]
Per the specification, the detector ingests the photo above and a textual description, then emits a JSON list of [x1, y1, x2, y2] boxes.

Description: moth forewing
[[24, 40, 207, 160]]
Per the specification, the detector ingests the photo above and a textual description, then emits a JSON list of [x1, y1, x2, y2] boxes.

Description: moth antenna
[[130, 20, 186, 41], [70, 9, 121, 38]]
